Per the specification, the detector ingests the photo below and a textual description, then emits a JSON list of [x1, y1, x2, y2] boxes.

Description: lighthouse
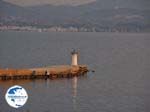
[[71, 49, 78, 66]]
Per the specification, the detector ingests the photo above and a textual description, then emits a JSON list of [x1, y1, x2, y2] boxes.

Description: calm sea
[[0, 32, 149, 112]]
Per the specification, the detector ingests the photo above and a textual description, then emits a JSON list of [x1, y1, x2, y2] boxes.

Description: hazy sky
[[3, 0, 96, 6]]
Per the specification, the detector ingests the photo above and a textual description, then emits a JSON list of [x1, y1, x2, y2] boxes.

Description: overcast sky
[[3, 0, 96, 6]]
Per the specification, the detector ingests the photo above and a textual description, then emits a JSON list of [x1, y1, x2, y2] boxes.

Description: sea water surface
[[0, 32, 149, 112]]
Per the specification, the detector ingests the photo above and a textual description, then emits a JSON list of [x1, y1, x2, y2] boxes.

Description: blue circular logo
[[5, 85, 28, 108]]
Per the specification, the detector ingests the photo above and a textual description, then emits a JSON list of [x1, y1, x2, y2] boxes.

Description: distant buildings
[[0, 24, 149, 32]]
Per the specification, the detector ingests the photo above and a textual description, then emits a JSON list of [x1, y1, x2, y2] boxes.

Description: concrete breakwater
[[0, 65, 88, 80], [0, 50, 89, 80]]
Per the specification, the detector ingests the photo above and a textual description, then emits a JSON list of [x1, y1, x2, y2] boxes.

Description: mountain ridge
[[0, 0, 150, 32]]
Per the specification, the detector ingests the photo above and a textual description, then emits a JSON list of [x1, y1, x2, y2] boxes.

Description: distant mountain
[[0, 1, 32, 17], [2, 0, 150, 10], [0, 0, 150, 32], [3, 0, 96, 7]]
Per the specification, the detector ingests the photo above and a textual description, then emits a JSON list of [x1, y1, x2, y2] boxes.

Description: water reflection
[[44, 79, 50, 88], [72, 77, 77, 111], [0, 79, 32, 88]]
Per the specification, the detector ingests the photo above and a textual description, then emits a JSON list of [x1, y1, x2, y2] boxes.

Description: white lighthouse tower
[[71, 49, 78, 66]]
